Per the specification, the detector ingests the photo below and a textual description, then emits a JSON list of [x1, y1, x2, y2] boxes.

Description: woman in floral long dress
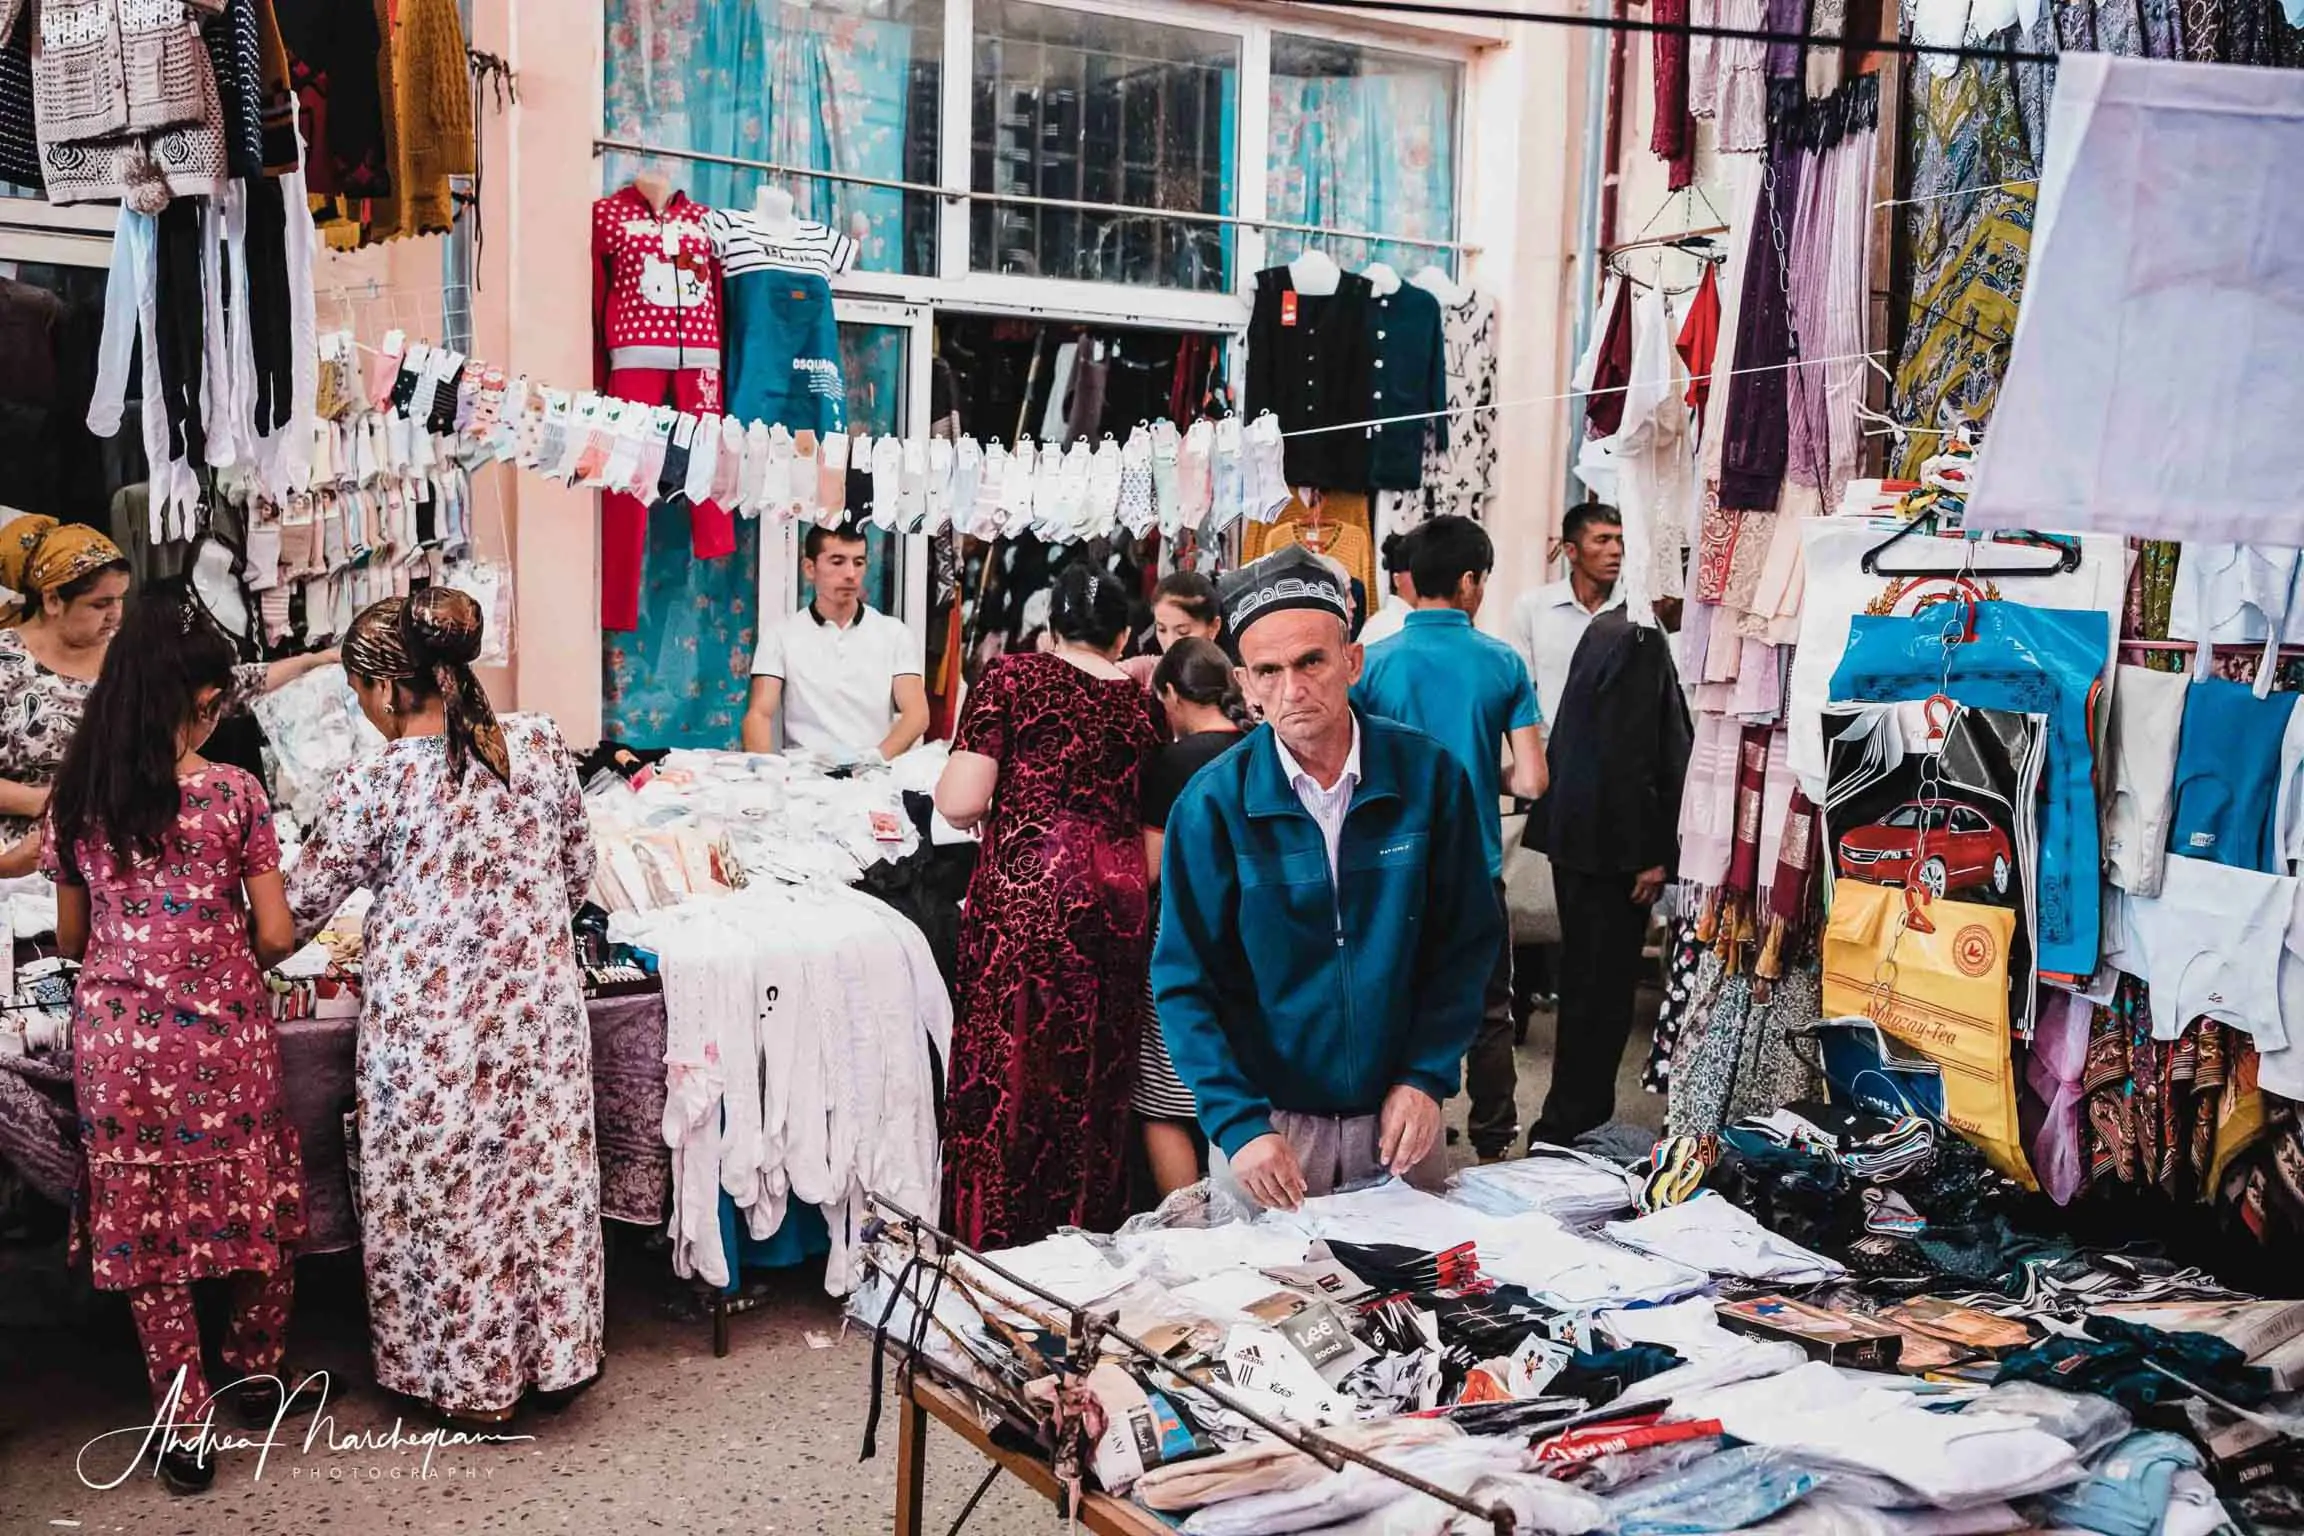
[[284, 590, 603, 1425]]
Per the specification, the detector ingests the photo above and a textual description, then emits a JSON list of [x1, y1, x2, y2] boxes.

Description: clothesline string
[[344, 329, 1883, 445], [1873, 179, 2040, 209], [1278, 348, 1889, 438]]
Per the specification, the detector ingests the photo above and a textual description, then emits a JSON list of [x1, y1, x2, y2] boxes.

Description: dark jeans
[[1532, 867, 1648, 1146], [1466, 880, 1518, 1157]]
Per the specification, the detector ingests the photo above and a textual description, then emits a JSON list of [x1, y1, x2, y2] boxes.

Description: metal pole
[[592, 138, 1484, 254], [864, 1193, 1522, 1533]]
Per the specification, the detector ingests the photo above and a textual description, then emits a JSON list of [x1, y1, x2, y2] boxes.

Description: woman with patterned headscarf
[[0, 517, 335, 871], [283, 588, 604, 1427]]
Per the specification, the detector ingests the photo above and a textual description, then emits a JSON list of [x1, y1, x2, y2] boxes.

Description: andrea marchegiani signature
[[77, 1368, 536, 1491]]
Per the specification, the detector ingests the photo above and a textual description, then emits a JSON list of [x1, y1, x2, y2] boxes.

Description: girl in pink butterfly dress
[[44, 597, 302, 1486]]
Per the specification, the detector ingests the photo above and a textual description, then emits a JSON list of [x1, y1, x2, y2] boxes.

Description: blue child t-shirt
[[1354, 609, 1543, 880]]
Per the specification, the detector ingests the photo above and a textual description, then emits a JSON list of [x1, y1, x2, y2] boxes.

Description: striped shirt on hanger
[[707, 208, 859, 280]]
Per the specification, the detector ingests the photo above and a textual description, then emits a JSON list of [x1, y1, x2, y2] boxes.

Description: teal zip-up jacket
[[1151, 710, 1503, 1158]]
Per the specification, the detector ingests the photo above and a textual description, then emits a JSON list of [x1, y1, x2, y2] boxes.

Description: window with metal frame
[[600, 0, 946, 278], [968, 0, 1238, 292]]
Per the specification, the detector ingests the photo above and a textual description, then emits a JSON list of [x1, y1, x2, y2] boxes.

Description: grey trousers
[[1210, 1108, 1452, 1208]]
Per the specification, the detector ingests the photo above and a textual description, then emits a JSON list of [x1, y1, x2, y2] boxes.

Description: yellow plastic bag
[[1822, 880, 2038, 1189]]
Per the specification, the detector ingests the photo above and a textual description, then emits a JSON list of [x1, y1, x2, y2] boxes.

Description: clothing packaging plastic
[[1829, 600, 2110, 977], [1967, 55, 2304, 545]]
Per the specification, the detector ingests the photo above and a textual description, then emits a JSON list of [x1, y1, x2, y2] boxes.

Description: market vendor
[[0, 517, 337, 876], [742, 524, 928, 759], [1151, 545, 1501, 1210]]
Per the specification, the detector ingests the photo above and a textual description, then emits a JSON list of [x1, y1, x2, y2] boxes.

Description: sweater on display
[[591, 184, 725, 378]]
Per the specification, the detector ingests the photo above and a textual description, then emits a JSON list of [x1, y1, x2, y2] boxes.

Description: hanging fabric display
[[1969, 55, 2304, 545]]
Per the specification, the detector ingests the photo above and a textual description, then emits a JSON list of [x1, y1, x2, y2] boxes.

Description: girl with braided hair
[[283, 589, 604, 1427]]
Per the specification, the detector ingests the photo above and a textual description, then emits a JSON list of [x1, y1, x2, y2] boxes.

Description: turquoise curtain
[[1267, 65, 1457, 275], [602, 0, 919, 272], [602, 512, 762, 750]]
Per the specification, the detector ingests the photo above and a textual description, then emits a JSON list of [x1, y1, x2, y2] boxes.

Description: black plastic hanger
[[1860, 515, 2082, 577]]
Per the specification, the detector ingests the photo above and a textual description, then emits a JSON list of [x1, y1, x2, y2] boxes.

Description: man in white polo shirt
[[742, 525, 928, 758]]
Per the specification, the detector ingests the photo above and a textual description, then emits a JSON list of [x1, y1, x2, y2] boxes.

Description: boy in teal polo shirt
[[1353, 515, 1545, 1161]]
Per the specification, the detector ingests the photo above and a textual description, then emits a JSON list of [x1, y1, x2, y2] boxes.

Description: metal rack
[[858, 1190, 1530, 1536]]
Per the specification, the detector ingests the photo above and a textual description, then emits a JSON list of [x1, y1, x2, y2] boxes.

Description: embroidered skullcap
[[1217, 544, 1350, 642]]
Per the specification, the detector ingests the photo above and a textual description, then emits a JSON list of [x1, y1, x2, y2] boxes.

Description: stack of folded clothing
[[1730, 1102, 1935, 1183]]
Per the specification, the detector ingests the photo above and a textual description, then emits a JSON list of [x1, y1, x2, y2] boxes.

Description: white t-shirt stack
[[751, 603, 923, 755]]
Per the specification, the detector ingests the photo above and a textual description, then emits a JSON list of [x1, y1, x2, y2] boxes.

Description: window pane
[[602, 0, 942, 277], [1267, 35, 1460, 276], [971, 0, 1237, 291]]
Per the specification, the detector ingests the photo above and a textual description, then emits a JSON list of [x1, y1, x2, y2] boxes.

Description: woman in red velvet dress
[[934, 564, 1161, 1248]]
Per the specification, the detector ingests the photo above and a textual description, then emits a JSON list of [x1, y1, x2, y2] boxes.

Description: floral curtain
[[602, 0, 926, 273], [1267, 65, 1457, 274]]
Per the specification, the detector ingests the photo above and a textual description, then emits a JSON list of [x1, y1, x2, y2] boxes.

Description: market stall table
[[274, 986, 675, 1252], [0, 988, 675, 1254], [890, 1374, 1169, 1536]]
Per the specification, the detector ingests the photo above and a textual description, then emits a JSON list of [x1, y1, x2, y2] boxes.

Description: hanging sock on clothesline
[[347, 328, 1891, 547]]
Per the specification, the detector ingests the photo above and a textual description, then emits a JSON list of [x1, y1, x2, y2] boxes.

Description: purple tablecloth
[[0, 991, 673, 1254]]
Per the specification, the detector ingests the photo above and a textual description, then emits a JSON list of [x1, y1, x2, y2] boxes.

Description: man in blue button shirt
[[1354, 516, 1547, 1161]]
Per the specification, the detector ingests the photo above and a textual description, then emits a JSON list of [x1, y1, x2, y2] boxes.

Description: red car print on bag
[[1834, 797, 2013, 899]]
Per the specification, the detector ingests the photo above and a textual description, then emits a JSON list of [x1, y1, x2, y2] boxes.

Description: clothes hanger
[[1288, 248, 1341, 296], [1410, 264, 1464, 306], [1859, 512, 2081, 578], [1362, 260, 1402, 296]]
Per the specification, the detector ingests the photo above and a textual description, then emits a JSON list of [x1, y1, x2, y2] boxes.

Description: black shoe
[[159, 1446, 215, 1495], [230, 1373, 300, 1431], [534, 1367, 602, 1414]]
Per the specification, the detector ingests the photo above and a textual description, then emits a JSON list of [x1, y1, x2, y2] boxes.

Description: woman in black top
[[1136, 637, 1248, 1196]]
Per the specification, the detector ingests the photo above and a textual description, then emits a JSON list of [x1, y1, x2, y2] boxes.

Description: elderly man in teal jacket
[[1152, 546, 1502, 1211]]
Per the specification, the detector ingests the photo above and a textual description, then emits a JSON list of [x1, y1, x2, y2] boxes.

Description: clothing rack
[[1604, 224, 1731, 257], [590, 138, 1484, 256], [2119, 638, 2304, 658]]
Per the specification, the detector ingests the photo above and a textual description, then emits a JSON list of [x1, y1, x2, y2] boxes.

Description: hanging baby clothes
[[2166, 678, 2303, 874], [592, 183, 728, 633]]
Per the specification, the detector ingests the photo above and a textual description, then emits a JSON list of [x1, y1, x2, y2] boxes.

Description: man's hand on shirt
[[1378, 1085, 1442, 1176], [1231, 1132, 1308, 1211], [1630, 865, 1668, 905]]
